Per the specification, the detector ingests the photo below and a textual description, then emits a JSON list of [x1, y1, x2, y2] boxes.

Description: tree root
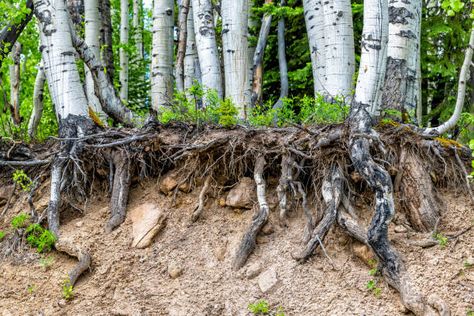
[[106, 150, 131, 232], [349, 104, 450, 315], [293, 167, 343, 262], [55, 236, 91, 286], [277, 154, 291, 225], [295, 181, 313, 244], [191, 176, 211, 222], [233, 155, 268, 270]]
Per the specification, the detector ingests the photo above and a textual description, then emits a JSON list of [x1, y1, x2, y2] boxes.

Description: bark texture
[[354, 0, 388, 115], [151, 0, 175, 110], [192, 0, 223, 100], [28, 62, 46, 139], [9, 42, 22, 125], [381, 0, 421, 117], [322, 0, 355, 99], [176, 0, 191, 92], [222, 0, 249, 118], [303, 0, 326, 95], [133, 0, 144, 59], [273, 0, 289, 111], [119, 0, 130, 102], [99, 0, 115, 82], [184, 4, 202, 93]]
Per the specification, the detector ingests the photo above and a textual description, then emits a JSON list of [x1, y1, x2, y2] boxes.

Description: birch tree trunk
[[34, 0, 88, 120], [184, 4, 202, 91], [151, 0, 174, 111], [250, 0, 273, 108], [28, 62, 46, 139], [303, 0, 326, 96], [119, 0, 130, 102], [133, 0, 144, 59], [66, 0, 84, 25], [192, 0, 223, 100], [85, 0, 107, 121], [322, 0, 355, 99], [273, 0, 288, 110], [222, 0, 249, 118], [381, 0, 421, 117], [100, 0, 115, 82], [353, 0, 388, 114], [176, 0, 191, 92], [246, 1, 257, 107], [9, 42, 21, 125]]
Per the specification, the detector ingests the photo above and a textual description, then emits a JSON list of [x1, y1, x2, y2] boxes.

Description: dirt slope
[[1, 179, 473, 316]]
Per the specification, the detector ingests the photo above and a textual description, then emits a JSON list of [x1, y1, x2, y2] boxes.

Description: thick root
[[55, 236, 91, 286], [293, 167, 342, 262], [399, 150, 442, 232], [106, 150, 131, 232], [295, 181, 313, 244], [47, 157, 65, 236], [349, 104, 450, 315], [277, 154, 293, 225], [233, 155, 269, 270], [191, 176, 211, 222]]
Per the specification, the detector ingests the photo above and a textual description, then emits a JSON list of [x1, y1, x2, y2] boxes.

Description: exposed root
[[293, 167, 342, 262], [233, 155, 269, 270], [106, 150, 131, 232], [55, 236, 91, 286], [295, 181, 313, 244], [191, 176, 211, 222], [277, 154, 291, 225], [454, 148, 474, 203], [47, 157, 65, 236], [349, 104, 450, 315]]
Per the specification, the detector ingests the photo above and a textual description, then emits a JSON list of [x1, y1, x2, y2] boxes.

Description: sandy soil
[[0, 179, 473, 316]]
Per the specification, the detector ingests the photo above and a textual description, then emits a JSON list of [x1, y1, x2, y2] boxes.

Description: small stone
[[168, 263, 183, 279], [258, 269, 278, 293], [352, 242, 375, 266], [225, 177, 256, 209], [58, 299, 67, 308], [178, 182, 191, 193], [394, 225, 407, 233], [214, 245, 227, 261], [160, 172, 178, 195], [245, 262, 262, 279], [218, 198, 226, 207], [261, 223, 274, 235], [464, 257, 474, 266], [256, 236, 270, 244], [75, 221, 83, 228]]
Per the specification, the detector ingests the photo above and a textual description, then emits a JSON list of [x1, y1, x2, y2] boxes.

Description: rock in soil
[[225, 177, 256, 209], [168, 263, 183, 279], [352, 242, 375, 266], [246, 262, 262, 279], [258, 268, 278, 293], [160, 171, 179, 195], [129, 202, 166, 248]]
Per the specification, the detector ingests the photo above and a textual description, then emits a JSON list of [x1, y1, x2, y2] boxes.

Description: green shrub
[[62, 279, 74, 300], [248, 299, 270, 315], [11, 213, 30, 229], [12, 169, 34, 192], [25, 223, 56, 253], [0, 230, 5, 241]]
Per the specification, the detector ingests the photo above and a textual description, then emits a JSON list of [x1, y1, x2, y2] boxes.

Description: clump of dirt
[[0, 178, 473, 315]]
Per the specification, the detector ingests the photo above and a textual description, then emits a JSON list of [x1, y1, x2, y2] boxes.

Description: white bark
[[425, 24, 474, 135], [184, 4, 202, 91], [381, 0, 421, 114], [192, 0, 223, 100], [84, 0, 107, 121], [303, 0, 326, 96], [119, 0, 129, 102], [133, 0, 143, 59], [28, 61, 46, 139], [246, 0, 256, 106], [34, 0, 88, 120], [222, 0, 249, 118], [354, 0, 388, 115], [9, 42, 21, 125], [151, 0, 174, 110], [322, 0, 355, 99]]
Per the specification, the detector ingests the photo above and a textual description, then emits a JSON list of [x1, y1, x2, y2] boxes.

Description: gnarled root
[[106, 150, 131, 232], [277, 154, 293, 226], [191, 176, 211, 222], [293, 167, 342, 262], [55, 235, 91, 286], [399, 150, 442, 232], [295, 181, 313, 244], [349, 104, 450, 315], [47, 157, 65, 236], [233, 155, 268, 270]]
